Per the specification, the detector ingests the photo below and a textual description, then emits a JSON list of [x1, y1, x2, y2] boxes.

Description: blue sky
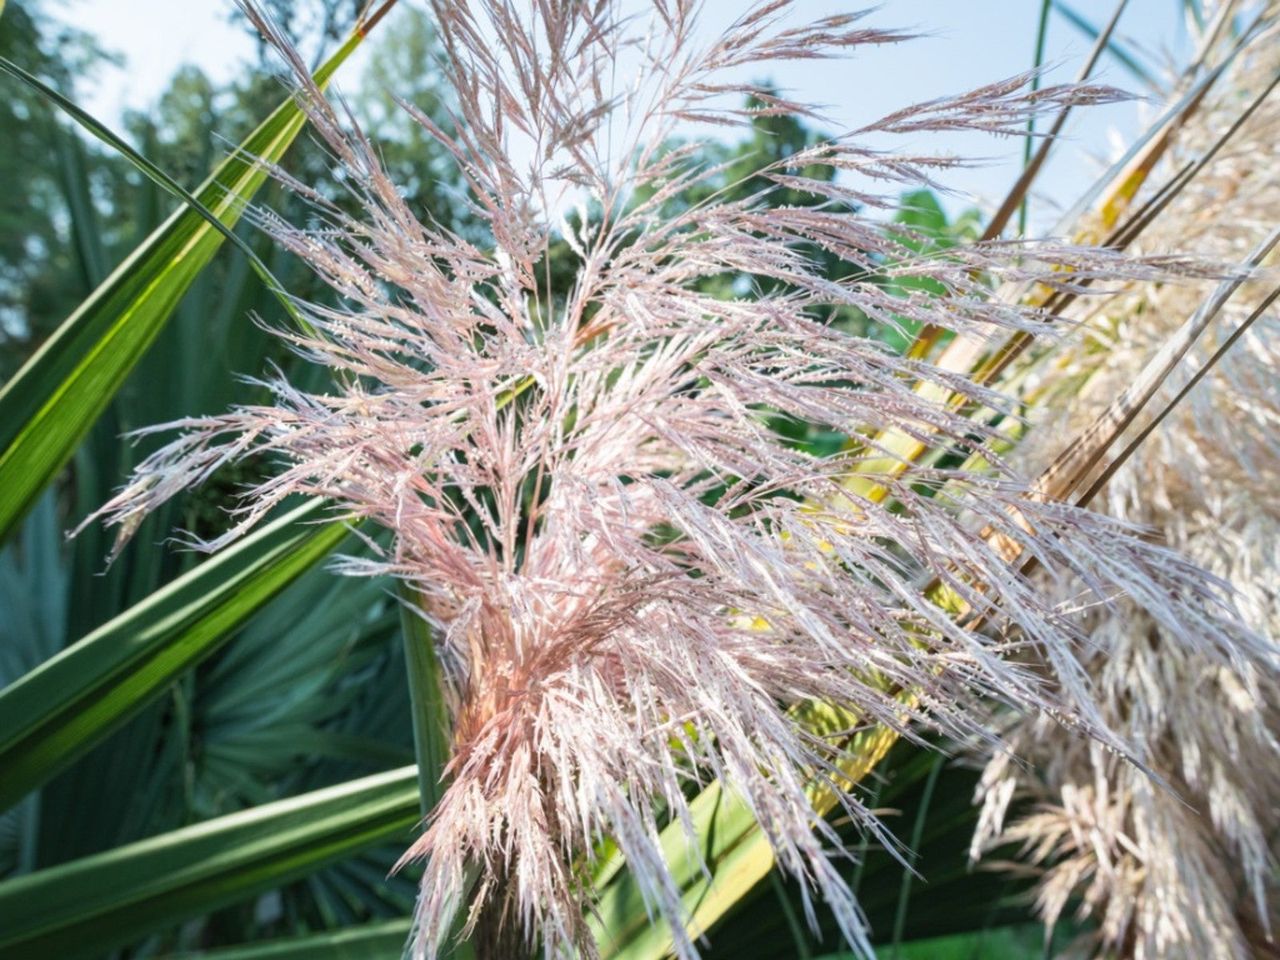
[[74, 0, 1193, 230]]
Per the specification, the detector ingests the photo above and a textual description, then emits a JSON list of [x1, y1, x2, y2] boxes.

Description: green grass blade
[[682, 744, 1031, 958], [888, 755, 944, 959], [0, 501, 347, 812], [1019, 0, 1053, 235], [0, 54, 297, 321], [161, 920, 413, 959], [53, 123, 109, 289], [0, 767, 419, 960], [398, 584, 452, 815], [0, 29, 364, 543]]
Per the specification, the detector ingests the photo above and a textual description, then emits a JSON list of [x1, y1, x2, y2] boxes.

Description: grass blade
[[1078, 280, 1280, 507], [1018, 0, 1053, 236], [0, 767, 418, 960], [398, 584, 452, 815], [0, 55, 294, 321], [888, 756, 944, 959], [1033, 227, 1280, 503], [592, 719, 903, 959], [905, 0, 1132, 359], [999, 0, 1132, 241], [0, 501, 348, 812], [0, 20, 373, 542], [161, 920, 413, 959]]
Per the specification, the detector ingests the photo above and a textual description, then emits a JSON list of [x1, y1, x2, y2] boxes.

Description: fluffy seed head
[[83, 2, 1263, 956]]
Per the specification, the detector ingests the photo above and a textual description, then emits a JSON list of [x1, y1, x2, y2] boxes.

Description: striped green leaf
[[0, 767, 419, 960], [592, 714, 901, 959], [399, 584, 453, 815], [164, 920, 413, 960], [0, 500, 347, 811], [0, 28, 364, 542]]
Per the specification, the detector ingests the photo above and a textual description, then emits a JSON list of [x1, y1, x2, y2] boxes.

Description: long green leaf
[[165, 920, 413, 959], [1018, 0, 1053, 235], [0, 767, 418, 960], [0, 500, 347, 812], [0, 55, 295, 321], [398, 585, 453, 815], [692, 744, 1034, 958], [0, 27, 365, 542]]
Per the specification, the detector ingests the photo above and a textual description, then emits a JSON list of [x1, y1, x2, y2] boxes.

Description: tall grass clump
[[74, 2, 1270, 958], [972, 10, 1280, 957]]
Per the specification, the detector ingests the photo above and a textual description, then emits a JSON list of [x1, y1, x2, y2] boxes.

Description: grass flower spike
[[81, 2, 1260, 957]]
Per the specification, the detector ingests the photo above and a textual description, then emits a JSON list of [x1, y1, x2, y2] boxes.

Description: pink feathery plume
[[80, 2, 1258, 957]]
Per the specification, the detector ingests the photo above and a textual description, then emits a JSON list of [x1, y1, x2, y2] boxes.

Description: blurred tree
[[0, 0, 121, 376]]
